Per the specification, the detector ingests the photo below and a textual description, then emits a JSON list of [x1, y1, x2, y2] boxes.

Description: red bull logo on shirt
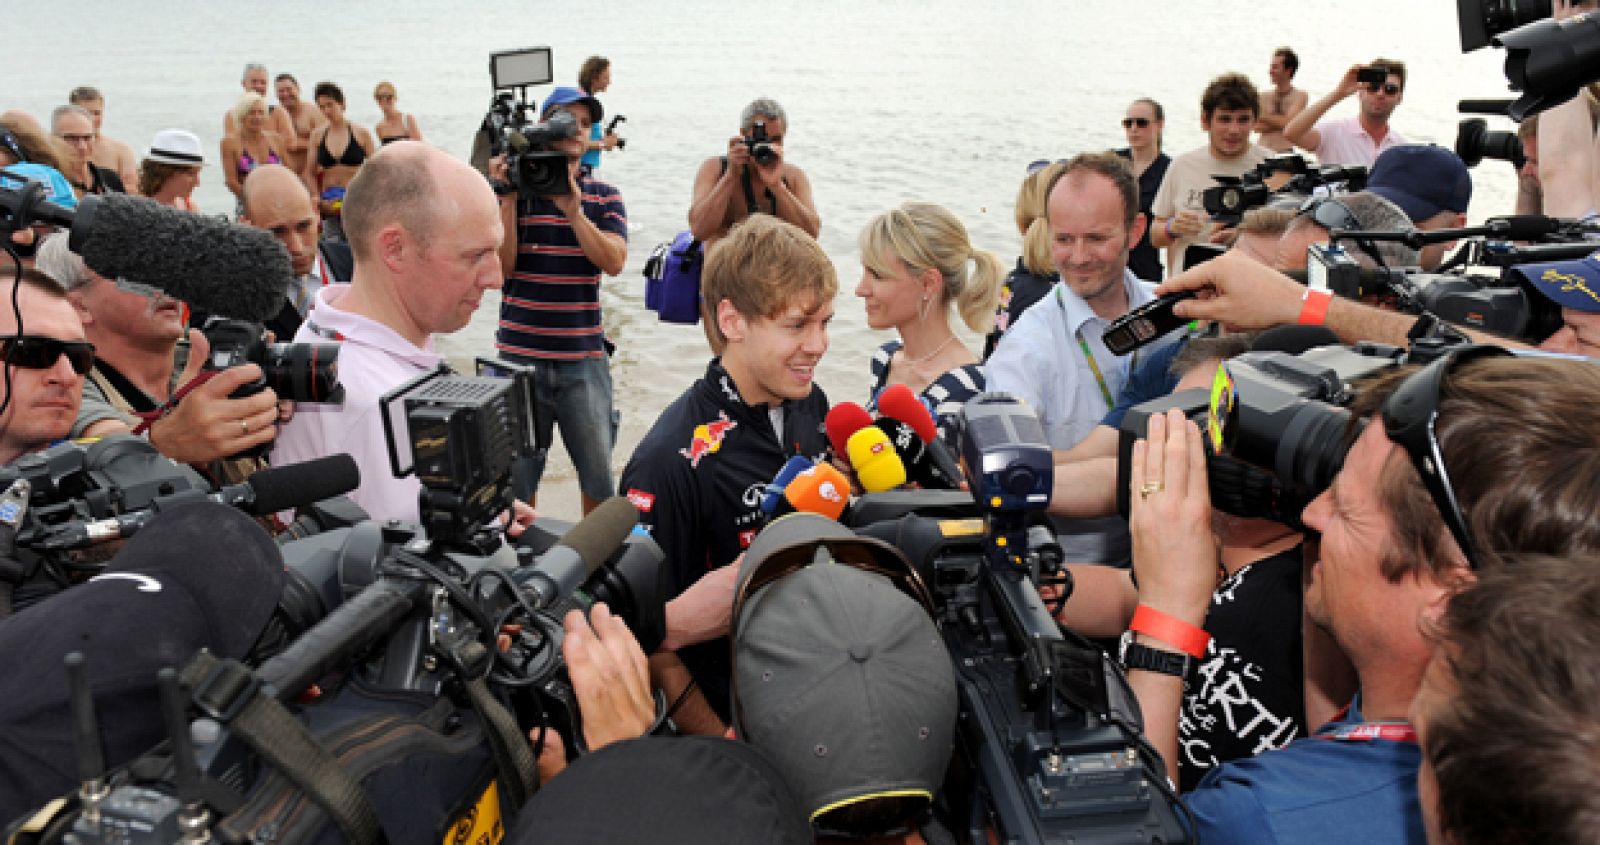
[[679, 412, 738, 468]]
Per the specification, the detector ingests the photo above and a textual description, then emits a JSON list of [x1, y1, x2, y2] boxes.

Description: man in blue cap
[[1509, 252, 1600, 357], [492, 87, 629, 516], [1366, 144, 1472, 270]]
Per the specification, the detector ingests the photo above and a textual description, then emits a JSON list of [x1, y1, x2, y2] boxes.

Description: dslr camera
[[743, 120, 779, 167]]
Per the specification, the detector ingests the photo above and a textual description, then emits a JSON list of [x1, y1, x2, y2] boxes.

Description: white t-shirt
[[1152, 143, 1272, 275]]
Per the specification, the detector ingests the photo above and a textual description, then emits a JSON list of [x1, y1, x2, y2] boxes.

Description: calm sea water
[[10, 0, 1524, 518]]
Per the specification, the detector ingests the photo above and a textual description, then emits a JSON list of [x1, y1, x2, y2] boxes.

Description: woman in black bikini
[[373, 81, 424, 145], [303, 81, 375, 242]]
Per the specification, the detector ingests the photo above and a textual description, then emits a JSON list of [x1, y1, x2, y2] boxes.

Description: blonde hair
[[232, 92, 267, 128], [859, 202, 1004, 334], [1017, 162, 1065, 276], [702, 215, 837, 351], [374, 81, 397, 99]]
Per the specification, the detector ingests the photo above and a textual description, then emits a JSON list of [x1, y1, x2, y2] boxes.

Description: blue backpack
[[643, 230, 704, 324]]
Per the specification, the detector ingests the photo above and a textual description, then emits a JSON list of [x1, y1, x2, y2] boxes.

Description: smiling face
[[1269, 54, 1291, 88], [1047, 169, 1142, 309], [276, 77, 300, 107], [720, 295, 832, 406], [242, 67, 269, 95]]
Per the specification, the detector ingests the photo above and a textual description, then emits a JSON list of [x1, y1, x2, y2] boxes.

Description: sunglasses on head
[[1026, 157, 1067, 175], [0, 335, 95, 374], [1122, 117, 1152, 129], [1381, 345, 1512, 571]]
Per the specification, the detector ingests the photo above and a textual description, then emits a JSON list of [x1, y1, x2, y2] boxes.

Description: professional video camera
[[10, 363, 670, 844], [847, 394, 1190, 844], [1458, 2, 1600, 119], [1202, 154, 1367, 225], [476, 46, 578, 199], [744, 119, 779, 166]]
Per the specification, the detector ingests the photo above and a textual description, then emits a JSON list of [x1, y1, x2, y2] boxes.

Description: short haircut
[[1170, 332, 1254, 377], [1273, 47, 1300, 77], [739, 98, 786, 132], [50, 104, 93, 132], [578, 56, 611, 93], [858, 202, 1004, 333], [1016, 161, 1066, 275], [27, 238, 84, 293], [1289, 191, 1419, 268], [242, 62, 267, 79], [275, 72, 298, 88], [1371, 57, 1407, 90], [231, 92, 267, 128], [1235, 205, 1298, 238], [1346, 356, 1600, 582], [1201, 72, 1261, 119], [1046, 151, 1140, 229], [341, 147, 438, 262], [68, 86, 102, 105], [701, 215, 836, 350], [313, 81, 345, 107], [1429, 552, 1600, 845]]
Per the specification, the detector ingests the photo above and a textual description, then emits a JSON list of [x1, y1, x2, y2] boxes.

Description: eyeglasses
[[58, 134, 95, 145], [1381, 345, 1512, 571], [1368, 83, 1402, 96], [0, 335, 95, 374], [376, 93, 395, 101], [1122, 117, 1152, 129]]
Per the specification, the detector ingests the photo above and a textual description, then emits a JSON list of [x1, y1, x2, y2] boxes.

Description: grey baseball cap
[[732, 513, 956, 825]]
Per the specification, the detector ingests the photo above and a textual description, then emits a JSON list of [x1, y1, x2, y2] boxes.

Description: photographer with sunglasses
[[1123, 350, 1600, 844], [1282, 58, 1410, 167], [0, 269, 91, 467]]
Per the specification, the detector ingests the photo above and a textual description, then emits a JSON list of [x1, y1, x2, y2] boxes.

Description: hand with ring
[[1128, 408, 1220, 620]]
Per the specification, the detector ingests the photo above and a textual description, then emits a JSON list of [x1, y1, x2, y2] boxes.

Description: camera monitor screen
[[491, 47, 553, 90]]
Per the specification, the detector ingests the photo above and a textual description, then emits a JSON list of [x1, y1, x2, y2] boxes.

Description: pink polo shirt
[[1313, 116, 1408, 167], [271, 284, 442, 524]]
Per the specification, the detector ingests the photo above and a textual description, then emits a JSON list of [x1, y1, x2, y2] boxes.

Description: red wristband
[[1130, 604, 1211, 659], [1298, 288, 1332, 326]]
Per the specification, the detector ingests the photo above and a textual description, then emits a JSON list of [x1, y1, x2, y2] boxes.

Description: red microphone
[[876, 384, 939, 443], [825, 402, 875, 458]]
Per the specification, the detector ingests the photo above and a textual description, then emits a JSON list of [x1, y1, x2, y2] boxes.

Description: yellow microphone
[[846, 426, 907, 492]]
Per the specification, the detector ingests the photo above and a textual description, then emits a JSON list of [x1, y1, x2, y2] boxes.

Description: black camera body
[[201, 316, 343, 405], [744, 120, 778, 167], [484, 95, 579, 200], [1456, 117, 1525, 168], [1201, 154, 1366, 225]]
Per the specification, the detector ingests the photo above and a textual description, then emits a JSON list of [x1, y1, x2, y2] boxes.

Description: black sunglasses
[[1368, 83, 1402, 96], [1299, 196, 1388, 267], [0, 335, 95, 374], [1122, 117, 1152, 129], [1381, 345, 1512, 571], [1026, 157, 1067, 175]]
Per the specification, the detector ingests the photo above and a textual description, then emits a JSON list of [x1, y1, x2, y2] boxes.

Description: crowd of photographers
[[4, 3, 1600, 842]]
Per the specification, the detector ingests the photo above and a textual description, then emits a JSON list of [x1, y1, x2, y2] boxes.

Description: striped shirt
[[498, 176, 628, 360]]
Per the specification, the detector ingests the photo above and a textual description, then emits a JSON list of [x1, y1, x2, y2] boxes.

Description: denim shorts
[[509, 355, 617, 501]]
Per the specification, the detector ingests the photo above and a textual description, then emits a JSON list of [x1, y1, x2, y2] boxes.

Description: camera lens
[[262, 342, 342, 403], [1269, 402, 1355, 498]]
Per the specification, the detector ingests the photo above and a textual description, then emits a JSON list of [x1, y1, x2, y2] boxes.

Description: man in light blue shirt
[[986, 151, 1163, 564]]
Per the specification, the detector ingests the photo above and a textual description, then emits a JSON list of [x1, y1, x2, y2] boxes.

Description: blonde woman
[[984, 161, 1065, 358], [220, 93, 283, 205], [856, 202, 1004, 441], [373, 81, 424, 145]]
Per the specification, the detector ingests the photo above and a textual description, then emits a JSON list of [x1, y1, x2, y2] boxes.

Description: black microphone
[[66, 193, 294, 323], [872, 417, 959, 490], [34, 454, 361, 550], [1457, 98, 1515, 116], [517, 496, 641, 609]]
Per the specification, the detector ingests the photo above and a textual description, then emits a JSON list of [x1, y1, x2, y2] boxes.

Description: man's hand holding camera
[[147, 328, 282, 464], [529, 602, 655, 782]]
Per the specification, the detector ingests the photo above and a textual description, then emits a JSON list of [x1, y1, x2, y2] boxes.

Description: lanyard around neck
[[1059, 286, 1132, 408]]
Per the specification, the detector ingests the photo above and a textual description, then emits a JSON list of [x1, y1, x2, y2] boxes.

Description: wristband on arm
[[1129, 604, 1211, 659], [1298, 288, 1332, 326]]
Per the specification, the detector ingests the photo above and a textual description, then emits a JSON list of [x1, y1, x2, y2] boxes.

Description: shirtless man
[[223, 62, 295, 141], [687, 98, 819, 243], [273, 74, 323, 180], [1255, 48, 1307, 154], [68, 87, 139, 191]]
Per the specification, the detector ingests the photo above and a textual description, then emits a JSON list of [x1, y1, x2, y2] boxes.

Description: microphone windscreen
[[847, 426, 907, 493], [876, 383, 939, 443], [246, 454, 360, 514], [71, 193, 294, 324], [825, 402, 874, 458], [782, 463, 851, 520], [556, 496, 641, 574], [761, 456, 813, 515]]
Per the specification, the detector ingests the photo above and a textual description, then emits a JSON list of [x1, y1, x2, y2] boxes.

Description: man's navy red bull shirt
[[619, 359, 829, 717]]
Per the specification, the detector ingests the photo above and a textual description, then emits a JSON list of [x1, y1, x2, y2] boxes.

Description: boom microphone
[[68, 193, 294, 323], [846, 426, 908, 493], [517, 496, 640, 608], [31, 454, 362, 550], [824, 402, 874, 459]]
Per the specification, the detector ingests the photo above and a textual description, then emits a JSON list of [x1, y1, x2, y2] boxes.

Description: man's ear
[[1128, 212, 1149, 250], [65, 288, 93, 323], [376, 223, 407, 273], [716, 299, 747, 344], [1421, 561, 1476, 629]]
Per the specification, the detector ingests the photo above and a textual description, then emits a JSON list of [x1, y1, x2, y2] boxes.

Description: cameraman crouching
[[34, 233, 281, 485], [1123, 353, 1600, 843], [491, 87, 627, 517]]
